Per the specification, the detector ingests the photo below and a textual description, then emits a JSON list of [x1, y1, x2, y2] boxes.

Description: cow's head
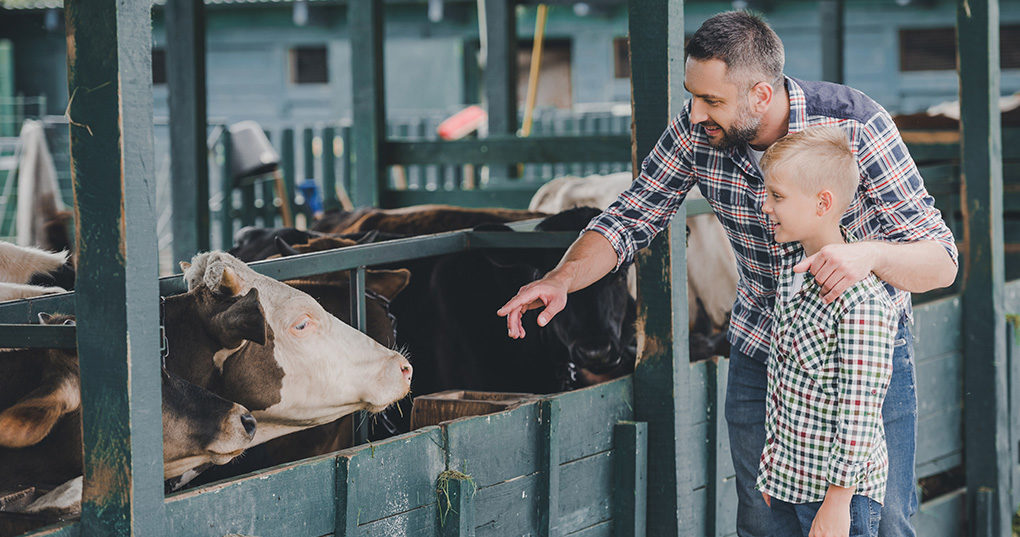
[[181, 252, 413, 443]]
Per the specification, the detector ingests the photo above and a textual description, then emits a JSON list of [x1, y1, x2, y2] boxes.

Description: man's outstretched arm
[[497, 231, 619, 338]]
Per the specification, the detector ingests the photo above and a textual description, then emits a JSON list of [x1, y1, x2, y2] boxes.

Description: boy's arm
[[827, 296, 897, 488]]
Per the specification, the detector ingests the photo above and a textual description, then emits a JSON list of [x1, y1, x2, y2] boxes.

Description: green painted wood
[[281, 128, 297, 217], [559, 451, 614, 535], [539, 399, 561, 537], [958, 1, 1009, 535], [553, 376, 634, 463], [303, 127, 316, 183], [0, 324, 76, 348], [166, 0, 210, 265], [916, 453, 963, 483], [563, 520, 611, 537], [915, 351, 963, 416], [350, 266, 370, 446], [819, 0, 844, 84], [239, 182, 257, 227], [445, 401, 542, 488], [359, 504, 437, 537], [261, 130, 278, 226], [322, 126, 339, 212], [350, 0, 385, 208], [472, 473, 542, 537], [916, 406, 963, 478], [0, 293, 75, 324], [0, 40, 13, 138], [219, 129, 234, 249], [340, 125, 353, 198], [628, 0, 689, 535], [22, 521, 80, 537], [64, 1, 166, 534], [706, 359, 729, 537], [1008, 319, 1020, 513], [437, 476, 475, 537], [612, 421, 647, 537], [382, 136, 632, 165], [911, 294, 963, 359], [336, 455, 358, 537], [1006, 280, 1020, 310], [904, 128, 1020, 164], [483, 0, 516, 182], [380, 188, 539, 210], [166, 454, 336, 536], [915, 489, 966, 537]]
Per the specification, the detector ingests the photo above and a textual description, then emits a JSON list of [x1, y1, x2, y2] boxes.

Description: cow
[[529, 172, 736, 359], [0, 242, 70, 301], [312, 204, 547, 235], [178, 251, 413, 444]]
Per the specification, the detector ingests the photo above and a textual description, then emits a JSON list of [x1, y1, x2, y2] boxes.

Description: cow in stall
[[0, 241, 70, 301], [312, 204, 547, 235], [530, 172, 737, 359]]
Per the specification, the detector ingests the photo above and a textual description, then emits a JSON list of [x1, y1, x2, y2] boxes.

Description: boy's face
[[762, 166, 821, 244]]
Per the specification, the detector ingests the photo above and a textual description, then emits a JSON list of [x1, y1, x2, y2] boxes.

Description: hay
[[435, 470, 476, 527]]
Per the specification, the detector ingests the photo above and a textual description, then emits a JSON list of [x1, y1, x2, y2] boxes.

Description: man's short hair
[[686, 11, 785, 90], [760, 126, 860, 211]]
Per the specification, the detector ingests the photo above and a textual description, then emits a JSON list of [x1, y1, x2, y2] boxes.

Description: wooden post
[[958, 1, 1008, 536], [613, 421, 648, 537], [0, 40, 13, 137], [166, 0, 210, 265], [350, 266, 370, 446], [539, 398, 561, 537], [219, 129, 234, 249], [437, 475, 476, 537], [261, 130, 278, 226], [483, 0, 517, 183], [281, 127, 297, 217], [706, 359, 730, 536], [335, 456, 359, 537], [628, 1, 690, 535], [322, 126, 339, 212], [819, 0, 844, 84], [65, 1, 166, 534], [350, 0, 386, 208]]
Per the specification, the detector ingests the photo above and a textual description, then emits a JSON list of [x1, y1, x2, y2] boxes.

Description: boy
[[756, 126, 898, 537]]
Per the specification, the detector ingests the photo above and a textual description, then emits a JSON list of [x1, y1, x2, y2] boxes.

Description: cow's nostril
[[240, 413, 257, 438], [401, 363, 413, 382]]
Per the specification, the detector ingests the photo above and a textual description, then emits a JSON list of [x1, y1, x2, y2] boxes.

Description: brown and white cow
[[179, 251, 413, 444], [312, 204, 547, 235]]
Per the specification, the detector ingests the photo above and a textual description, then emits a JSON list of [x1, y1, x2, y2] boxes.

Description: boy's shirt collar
[[775, 225, 859, 309]]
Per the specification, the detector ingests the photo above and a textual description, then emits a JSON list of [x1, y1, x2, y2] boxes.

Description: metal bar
[[0, 324, 76, 348], [959, 1, 1009, 536], [0, 40, 13, 137], [340, 125, 353, 203], [303, 126, 315, 184], [322, 126, 339, 212], [383, 135, 632, 165], [166, 0, 210, 265], [350, 0, 386, 208], [819, 0, 844, 84], [628, 0, 689, 535], [261, 130, 278, 226], [349, 266, 370, 446], [240, 183, 257, 227], [64, 0, 166, 534], [219, 129, 234, 250], [613, 421, 648, 537], [484, 0, 517, 182], [538, 398, 561, 537], [281, 128, 297, 217]]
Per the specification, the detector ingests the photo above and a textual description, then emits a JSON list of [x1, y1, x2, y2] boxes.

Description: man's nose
[[690, 100, 708, 125]]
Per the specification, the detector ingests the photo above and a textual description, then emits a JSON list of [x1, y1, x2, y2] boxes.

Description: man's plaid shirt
[[584, 77, 958, 363], [755, 237, 897, 505]]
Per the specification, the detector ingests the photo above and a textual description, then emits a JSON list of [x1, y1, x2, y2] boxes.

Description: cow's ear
[[366, 269, 411, 300], [275, 236, 301, 257], [0, 378, 80, 448], [179, 261, 191, 272], [37, 312, 53, 324], [212, 288, 267, 347]]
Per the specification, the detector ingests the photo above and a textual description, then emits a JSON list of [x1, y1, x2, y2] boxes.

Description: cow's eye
[[295, 320, 308, 330], [289, 315, 315, 336]]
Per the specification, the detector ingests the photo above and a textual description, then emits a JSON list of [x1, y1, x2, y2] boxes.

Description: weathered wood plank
[[165, 455, 336, 536], [1004, 279, 1020, 311], [358, 504, 437, 537], [350, 0, 385, 207], [915, 351, 963, 416], [554, 376, 633, 463], [482, 0, 516, 182], [611, 422, 646, 537], [564, 520, 611, 537], [22, 521, 80, 537], [706, 358, 730, 537], [916, 406, 962, 474], [916, 454, 963, 482], [382, 136, 631, 165], [560, 451, 614, 534], [436, 475, 475, 537], [0, 324, 76, 348], [65, 0, 166, 534], [910, 294, 962, 359], [539, 399, 561, 537], [914, 489, 966, 537], [472, 473, 541, 537], [444, 401, 541, 488]]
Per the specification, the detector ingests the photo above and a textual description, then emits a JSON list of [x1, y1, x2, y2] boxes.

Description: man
[[497, 11, 957, 537]]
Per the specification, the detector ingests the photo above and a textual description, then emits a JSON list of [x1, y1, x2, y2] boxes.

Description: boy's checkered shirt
[[755, 238, 897, 505], [583, 76, 957, 364]]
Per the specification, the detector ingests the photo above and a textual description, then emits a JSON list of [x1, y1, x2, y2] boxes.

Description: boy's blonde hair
[[760, 126, 859, 212]]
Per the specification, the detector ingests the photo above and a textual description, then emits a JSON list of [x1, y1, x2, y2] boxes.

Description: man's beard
[[706, 104, 761, 150]]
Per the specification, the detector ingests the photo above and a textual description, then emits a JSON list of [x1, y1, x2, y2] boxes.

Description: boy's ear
[[817, 190, 834, 216]]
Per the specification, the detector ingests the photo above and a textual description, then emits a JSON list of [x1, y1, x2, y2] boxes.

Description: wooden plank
[[916, 406, 962, 474], [628, 1, 689, 535], [359, 504, 438, 537], [915, 351, 963, 417], [706, 359, 729, 537], [559, 451, 614, 534], [166, 455, 336, 536], [554, 376, 634, 463], [322, 126, 339, 212], [483, 0, 516, 182], [472, 473, 541, 537], [436, 474, 475, 537], [1005, 279, 1020, 311], [1010, 318, 1020, 513], [910, 294, 962, 359], [166, 0, 210, 265], [904, 128, 1020, 163], [64, 0, 166, 534], [444, 401, 541, 488], [281, 128, 297, 217], [819, 0, 844, 84], [219, 129, 235, 249], [687, 361, 711, 425], [382, 136, 632, 165], [0, 40, 12, 137], [564, 520, 611, 537], [350, 0, 385, 207], [916, 454, 963, 482], [914, 489, 966, 537], [611, 422, 646, 537], [958, 1, 1010, 534], [0, 324, 76, 348], [539, 399, 561, 537]]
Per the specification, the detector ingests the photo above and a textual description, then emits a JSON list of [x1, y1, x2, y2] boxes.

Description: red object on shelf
[[437, 105, 487, 140]]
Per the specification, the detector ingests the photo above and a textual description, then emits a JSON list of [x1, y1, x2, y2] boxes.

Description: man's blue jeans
[[771, 495, 882, 537], [724, 320, 917, 537]]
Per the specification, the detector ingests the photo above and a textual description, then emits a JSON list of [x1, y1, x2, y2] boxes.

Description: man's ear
[[817, 190, 834, 216], [749, 81, 773, 114]]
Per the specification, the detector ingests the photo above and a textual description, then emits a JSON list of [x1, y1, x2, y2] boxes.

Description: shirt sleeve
[[583, 109, 698, 271], [857, 109, 959, 266], [827, 295, 897, 489]]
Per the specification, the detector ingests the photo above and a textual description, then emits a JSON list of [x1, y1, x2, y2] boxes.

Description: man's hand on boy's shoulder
[[794, 243, 875, 304]]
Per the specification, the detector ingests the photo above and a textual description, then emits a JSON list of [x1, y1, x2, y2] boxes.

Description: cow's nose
[[240, 413, 257, 439], [401, 362, 413, 383], [574, 343, 613, 366]]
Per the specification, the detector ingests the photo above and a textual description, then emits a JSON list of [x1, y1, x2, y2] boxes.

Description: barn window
[[152, 48, 167, 85], [290, 46, 329, 84], [614, 37, 630, 79], [900, 25, 1020, 71]]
